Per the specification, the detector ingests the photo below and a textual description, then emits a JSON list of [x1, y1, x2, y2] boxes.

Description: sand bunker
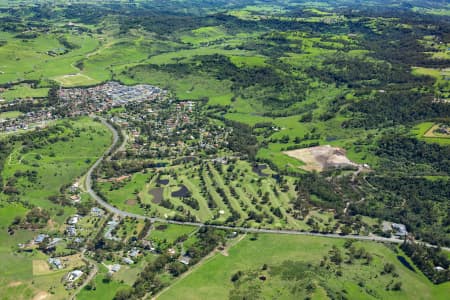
[[33, 291, 50, 300], [284, 145, 359, 172]]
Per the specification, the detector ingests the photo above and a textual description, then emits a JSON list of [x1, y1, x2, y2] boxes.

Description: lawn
[[411, 122, 450, 145]]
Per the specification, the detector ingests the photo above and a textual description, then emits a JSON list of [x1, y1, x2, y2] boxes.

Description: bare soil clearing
[[150, 187, 164, 204], [284, 145, 359, 172], [33, 291, 50, 300]]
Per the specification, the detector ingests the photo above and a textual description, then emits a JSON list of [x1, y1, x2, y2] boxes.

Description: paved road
[[87, 118, 450, 252]]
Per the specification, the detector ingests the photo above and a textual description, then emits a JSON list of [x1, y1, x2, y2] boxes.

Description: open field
[[2, 117, 112, 209], [158, 234, 450, 300], [0, 85, 49, 101], [77, 265, 129, 300], [52, 73, 99, 87], [0, 110, 23, 120], [150, 223, 198, 244]]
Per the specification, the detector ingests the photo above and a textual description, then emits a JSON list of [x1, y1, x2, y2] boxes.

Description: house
[[70, 195, 81, 203], [66, 225, 77, 236], [34, 234, 49, 244], [392, 223, 408, 237], [111, 264, 121, 272], [48, 258, 63, 269], [179, 256, 191, 265], [68, 215, 79, 225], [122, 257, 134, 265], [91, 207, 104, 217], [47, 238, 62, 248], [128, 248, 140, 258], [67, 270, 83, 282], [434, 266, 445, 272], [70, 182, 79, 193]]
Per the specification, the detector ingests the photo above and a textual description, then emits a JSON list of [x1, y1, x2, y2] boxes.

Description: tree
[[329, 246, 342, 265], [383, 263, 395, 274], [392, 281, 402, 291]]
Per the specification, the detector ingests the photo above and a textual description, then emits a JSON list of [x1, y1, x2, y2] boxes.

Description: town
[[0, 82, 167, 133]]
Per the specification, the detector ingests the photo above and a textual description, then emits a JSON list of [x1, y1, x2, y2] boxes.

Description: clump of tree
[[401, 242, 450, 284]]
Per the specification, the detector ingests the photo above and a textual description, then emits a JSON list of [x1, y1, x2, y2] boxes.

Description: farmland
[[0, 117, 112, 299], [158, 234, 450, 300], [0, 0, 449, 299]]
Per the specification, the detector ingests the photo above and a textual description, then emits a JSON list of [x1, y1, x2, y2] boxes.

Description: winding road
[[86, 118, 450, 251]]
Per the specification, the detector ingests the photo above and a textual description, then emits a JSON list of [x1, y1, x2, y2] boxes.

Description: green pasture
[[150, 223, 198, 244], [0, 32, 99, 85], [159, 234, 450, 300], [1, 117, 112, 215], [77, 265, 129, 300], [1, 85, 49, 101], [0, 110, 22, 120]]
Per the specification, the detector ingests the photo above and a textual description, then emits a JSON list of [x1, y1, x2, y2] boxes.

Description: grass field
[[0, 85, 49, 101], [2, 117, 112, 209], [52, 73, 100, 87], [0, 110, 23, 120], [0, 117, 112, 299], [158, 234, 450, 300], [150, 223, 198, 244], [77, 265, 129, 300], [0, 32, 100, 84]]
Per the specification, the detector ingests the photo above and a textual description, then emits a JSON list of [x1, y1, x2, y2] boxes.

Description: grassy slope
[[159, 234, 450, 300], [0, 117, 112, 299]]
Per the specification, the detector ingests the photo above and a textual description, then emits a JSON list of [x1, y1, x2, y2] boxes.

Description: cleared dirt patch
[[284, 145, 359, 172], [52, 73, 99, 87], [125, 199, 137, 206], [33, 291, 50, 300], [7, 281, 22, 287], [149, 187, 164, 204]]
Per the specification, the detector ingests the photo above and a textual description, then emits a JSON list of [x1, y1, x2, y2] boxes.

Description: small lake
[[397, 256, 415, 272], [252, 164, 268, 177]]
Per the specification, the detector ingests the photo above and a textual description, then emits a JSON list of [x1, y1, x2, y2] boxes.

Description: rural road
[[86, 118, 450, 252], [70, 250, 98, 300]]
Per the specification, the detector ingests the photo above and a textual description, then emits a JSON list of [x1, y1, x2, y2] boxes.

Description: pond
[[171, 185, 191, 198], [252, 164, 268, 177], [397, 256, 415, 272]]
